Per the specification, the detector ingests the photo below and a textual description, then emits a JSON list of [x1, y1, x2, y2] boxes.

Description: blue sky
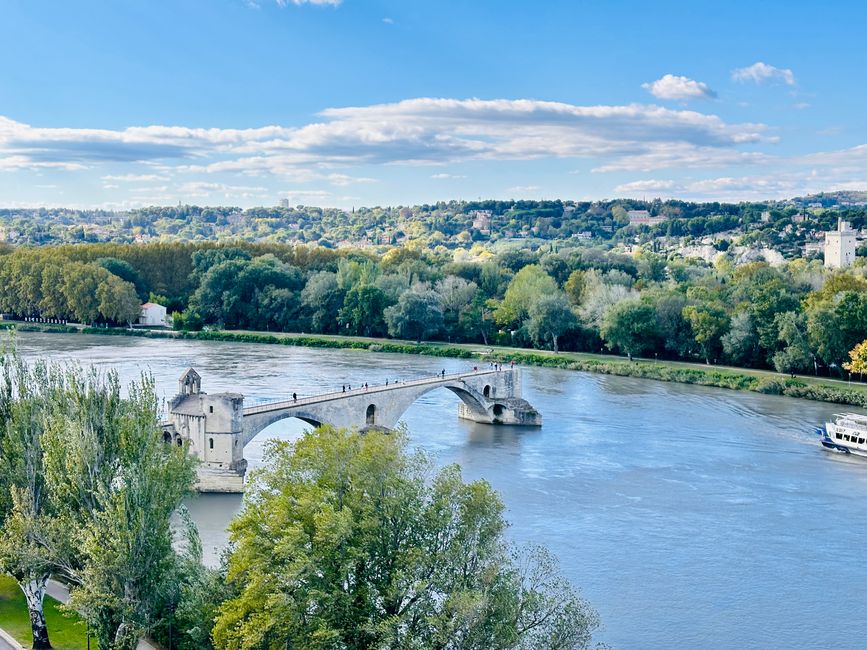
[[0, 0, 865, 209]]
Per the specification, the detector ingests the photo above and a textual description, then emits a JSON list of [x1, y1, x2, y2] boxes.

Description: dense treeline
[[3, 193, 867, 254], [2, 240, 867, 376]]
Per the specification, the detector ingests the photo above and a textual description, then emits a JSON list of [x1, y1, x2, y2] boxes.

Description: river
[[13, 332, 867, 649]]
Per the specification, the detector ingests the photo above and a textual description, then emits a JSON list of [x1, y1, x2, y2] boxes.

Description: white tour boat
[[816, 413, 867, 457]]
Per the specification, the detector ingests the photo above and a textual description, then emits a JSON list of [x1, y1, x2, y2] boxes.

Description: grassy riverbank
[[4, 320, 867, 408], [0, 576, 92, 649]]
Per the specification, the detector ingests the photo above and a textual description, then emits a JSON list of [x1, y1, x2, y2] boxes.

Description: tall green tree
[[682, 303, 730, 365], [601, 299, 658, 360], [494, 265, 558, 328], [0, 354, 65, 649], [772, 311, 814, 377], [213, 427, 600, 650], [52, 376, 197, 649], [338, 284, 390, 337], [384, 289, 444, 344], [526, 293, 577, 353]]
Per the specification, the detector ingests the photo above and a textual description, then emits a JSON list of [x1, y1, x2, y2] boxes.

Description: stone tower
[[166, 368, 248, 492]]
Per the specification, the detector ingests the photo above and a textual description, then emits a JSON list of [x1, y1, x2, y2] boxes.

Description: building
[[470, 209, 493, 234], [627, 209, 666, 226], [760, 211, 771, 223], [279, 198, 290, 208], [824, 219, 857, 269], [139, 302, 168, 327]]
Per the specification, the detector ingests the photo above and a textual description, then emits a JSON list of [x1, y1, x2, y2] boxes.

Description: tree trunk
[[552, 335, 559, 354], [20, 576, 52, 649]]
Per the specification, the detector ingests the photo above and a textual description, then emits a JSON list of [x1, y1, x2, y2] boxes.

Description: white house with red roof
[[139, 302, 168, 327]]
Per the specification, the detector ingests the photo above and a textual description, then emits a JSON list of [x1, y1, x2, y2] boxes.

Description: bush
[[756, 378, 786, 395]]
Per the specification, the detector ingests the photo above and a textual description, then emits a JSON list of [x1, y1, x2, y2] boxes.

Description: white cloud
[[277, 0, 341, 6], [506, 185, 541, 195], [592, 145, 772, 173], [642, 74, 716, 100], [382, 17, 394, 24], [613, 179, 679, 194], [431, 173, 467, 179], [731, 62, 796, 86], [101, 173, 170, 182], [0, 98, 771, 178], [612, 171, 867, 202]]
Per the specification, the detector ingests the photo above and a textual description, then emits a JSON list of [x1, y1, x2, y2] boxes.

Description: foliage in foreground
[[214, 426, 600, 650], [0, 344, 198, 650]]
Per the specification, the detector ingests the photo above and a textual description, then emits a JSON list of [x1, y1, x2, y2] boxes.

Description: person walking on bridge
[[441, 369, 445, 378], [293, 392, 297, 402]]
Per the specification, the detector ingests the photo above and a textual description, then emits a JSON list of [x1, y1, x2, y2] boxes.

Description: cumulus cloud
[[731, 62, 796, 86], [0, 98, 772, 178], [642, 74, 716, 100], [382, 17, 395, 24]]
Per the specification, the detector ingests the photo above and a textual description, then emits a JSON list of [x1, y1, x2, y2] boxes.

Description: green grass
[[0, 575, 94, 649]]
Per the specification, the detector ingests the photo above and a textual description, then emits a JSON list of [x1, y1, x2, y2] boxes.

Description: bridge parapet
[[164, 366, 540, 493]]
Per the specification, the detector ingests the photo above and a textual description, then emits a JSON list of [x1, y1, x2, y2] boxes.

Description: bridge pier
[[457, 398, 542, 425], [163, 366, 541, 493]]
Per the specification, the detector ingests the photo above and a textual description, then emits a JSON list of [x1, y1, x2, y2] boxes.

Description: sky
[[1, 0, 866, 210]]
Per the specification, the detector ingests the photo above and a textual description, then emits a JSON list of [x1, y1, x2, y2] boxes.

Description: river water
[[14, 332, 867, 649]]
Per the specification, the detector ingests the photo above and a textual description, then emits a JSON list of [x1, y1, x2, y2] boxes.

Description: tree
[[843, 339, 867, 379], [772, 311, 813, 377], [600, 299, 658, 360], [338, 284, 389, 337], [50, 375, 197, 649], [564, 270, 585, 305], [578, 270, 639, 329], [721, 311, 761, 367], [494, 265, 558, 328], [806, 292, 867, 374], [0, 349, 197, 650], [97, 275, 141, 325], [526, 293, 577, 353], [301, 271, 345, 334], [384, 289, 444, 344], [96, 257, 148, 301], [0, 354, 65, 649], [63, 263, 105, 324], [213, 427, 600, 650], [682, 303, 730, 364]]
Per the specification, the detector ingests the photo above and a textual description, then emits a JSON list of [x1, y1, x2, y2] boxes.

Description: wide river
[[14, 332, 867, 649]]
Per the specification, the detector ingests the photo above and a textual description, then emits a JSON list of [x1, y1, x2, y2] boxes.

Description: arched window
[[209, 438, 214, 450], [163, 432, 171, 444], [175, 436, 183, 447], [366, 404, 376, 426]]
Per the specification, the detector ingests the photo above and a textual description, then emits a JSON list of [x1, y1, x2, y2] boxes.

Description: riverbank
[[4, 320, 867, 408]]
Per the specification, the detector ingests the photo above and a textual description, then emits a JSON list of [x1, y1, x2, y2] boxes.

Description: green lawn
[[0, 575, 94, 649]]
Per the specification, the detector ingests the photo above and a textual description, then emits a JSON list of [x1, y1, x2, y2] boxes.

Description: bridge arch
[[241, 410, 324, 447], [366, 404, 376, 426]]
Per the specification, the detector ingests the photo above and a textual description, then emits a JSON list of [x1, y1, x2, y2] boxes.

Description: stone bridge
[[162, 366, 541, 492]]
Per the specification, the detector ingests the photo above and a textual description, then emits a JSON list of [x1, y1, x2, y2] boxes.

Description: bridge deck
[[242, 367, 509, 416]]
